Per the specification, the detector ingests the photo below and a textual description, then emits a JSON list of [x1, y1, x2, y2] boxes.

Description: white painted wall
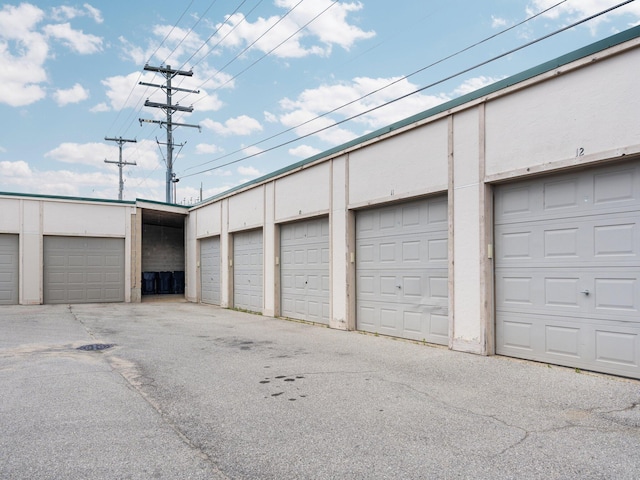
[[184, 34, 640, 356], [274, 163, 330, 221], [0, 196, 134, 304], [349, 122, 448, 206], [485, 47, 640, 177], [43, 202, 127, 236], [194, 202, 221, 238], [228, 186, 264, 232], [0, 199, 21, 232]]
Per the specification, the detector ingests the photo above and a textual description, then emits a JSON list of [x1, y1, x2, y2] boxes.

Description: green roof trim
[[0, 190, 136, 205], [135, 198, 190, 210], [193, 25, 640, 208]]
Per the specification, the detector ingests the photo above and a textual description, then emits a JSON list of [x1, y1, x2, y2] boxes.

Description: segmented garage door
[[200, 236, 220, 305], [356, 197, 449, 343], [43, 236, 125, 304], [0, 234, 19, 305], [281, 217, 330, 324], [233, 229, 263, 313], [495, 161, 640, 378]]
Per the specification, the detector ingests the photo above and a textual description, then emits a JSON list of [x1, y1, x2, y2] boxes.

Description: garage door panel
[[496, 161, 640, 378], [234, 229, 263, 313], [43, 236, 124, 304], [200, 236, 221, 305], [496, 164, 640, 224], [496, 213, 640, 267], [281, 218, 330, 324], [356, 197, 449, 343]]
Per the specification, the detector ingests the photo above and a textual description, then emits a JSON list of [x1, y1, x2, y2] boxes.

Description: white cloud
[[44, 139, 161, 171], [99, 71, 156, 111], [288, 145, 321, 158], [237, 165, 260, 177], [195, 143, 222, 154], [277, 76, 449, 145], [90, 102, 110, 113], [213, 0, 375, 59], [0, 160, 32, 177], [83, 4, 103, 24], [44, 22, 103, 54], [264, 111, 278, 123], [452, 76, 504, 96], [53, 83, 89, 106], [527, 0, 640, 32], [0, 3, 48, 106], [241, 146, 264, 157], [201, 115, 263, 136], [492, 16, 507, 28], [0, 159, 119, 198], [51, 4, 103, 23]]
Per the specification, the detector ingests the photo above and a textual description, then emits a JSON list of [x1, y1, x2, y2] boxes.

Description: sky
[[1, 0, 639, 204]]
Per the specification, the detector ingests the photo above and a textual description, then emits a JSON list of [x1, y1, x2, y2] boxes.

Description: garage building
[[2, 26, 639, 379]]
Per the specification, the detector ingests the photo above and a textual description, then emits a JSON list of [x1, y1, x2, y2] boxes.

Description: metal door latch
[[580, 289, 590, 295]]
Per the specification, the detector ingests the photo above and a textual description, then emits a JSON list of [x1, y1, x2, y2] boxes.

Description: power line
[[105, 1, 197, 138], [176, 0, 308, 105], [198, 0, 338, 104], [181, 0, 569, 174], [180, 0, 635, 180]]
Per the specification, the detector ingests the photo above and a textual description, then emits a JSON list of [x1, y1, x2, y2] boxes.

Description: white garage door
[[44, 236, 125, 304], [233, 229, 263, 313], [200, 236, 220, 305], [356, 197, 449, 343], [281, 217, 330, 324], [495, 161, 640, 378], [0, 234, 19, 305]]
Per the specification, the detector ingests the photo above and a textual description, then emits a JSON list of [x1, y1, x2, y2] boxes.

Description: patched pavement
[[1, 303, 639, 479]]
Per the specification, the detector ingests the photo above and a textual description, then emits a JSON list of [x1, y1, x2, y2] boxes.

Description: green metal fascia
[[0, 190, 136, 205], [134, 198, 190, 210]]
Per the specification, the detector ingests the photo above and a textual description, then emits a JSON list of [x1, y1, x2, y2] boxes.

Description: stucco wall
[[0, 196, 135, 304], [185, 32, 640, 355]]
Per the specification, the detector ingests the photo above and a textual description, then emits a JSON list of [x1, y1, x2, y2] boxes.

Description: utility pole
[[104, 136, 137, 201], [139, 64, 200, 203]]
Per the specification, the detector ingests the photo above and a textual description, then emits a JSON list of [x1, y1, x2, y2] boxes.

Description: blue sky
[[1, 0, 639, 204]]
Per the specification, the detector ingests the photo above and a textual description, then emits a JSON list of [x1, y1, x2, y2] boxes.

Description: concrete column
[[220, 199, 231, 308], [450, 107, 489, 354], [19, 200, 42, 305], [184, 209, 198, 303], [263, 182, 276, 317], [329, 155, 350, 330]]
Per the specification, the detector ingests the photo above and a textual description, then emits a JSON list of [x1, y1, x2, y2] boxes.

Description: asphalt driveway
[[1, 302, 639, 479]]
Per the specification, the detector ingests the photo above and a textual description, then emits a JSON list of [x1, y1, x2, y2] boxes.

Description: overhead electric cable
[[177, 0, 323, 105], [182, 0, 568, 173], [177, 0, 257, 71], [181, 0, 634, 179], [160, 0, 220, 66], [199, 0, 337, 103], [106, 1, 196, 138]]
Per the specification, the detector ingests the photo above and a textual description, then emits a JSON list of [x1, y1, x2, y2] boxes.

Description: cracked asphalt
[[1, 302, 639, 479]]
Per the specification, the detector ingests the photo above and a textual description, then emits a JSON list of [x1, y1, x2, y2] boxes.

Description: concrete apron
[[1, 303, 639, 480]]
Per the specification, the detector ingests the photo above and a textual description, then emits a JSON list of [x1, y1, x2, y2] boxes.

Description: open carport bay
[[1, 303, 639, 479]]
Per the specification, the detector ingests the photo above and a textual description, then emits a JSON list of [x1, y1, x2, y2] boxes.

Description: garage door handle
[[581, 289, 590, 295]]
